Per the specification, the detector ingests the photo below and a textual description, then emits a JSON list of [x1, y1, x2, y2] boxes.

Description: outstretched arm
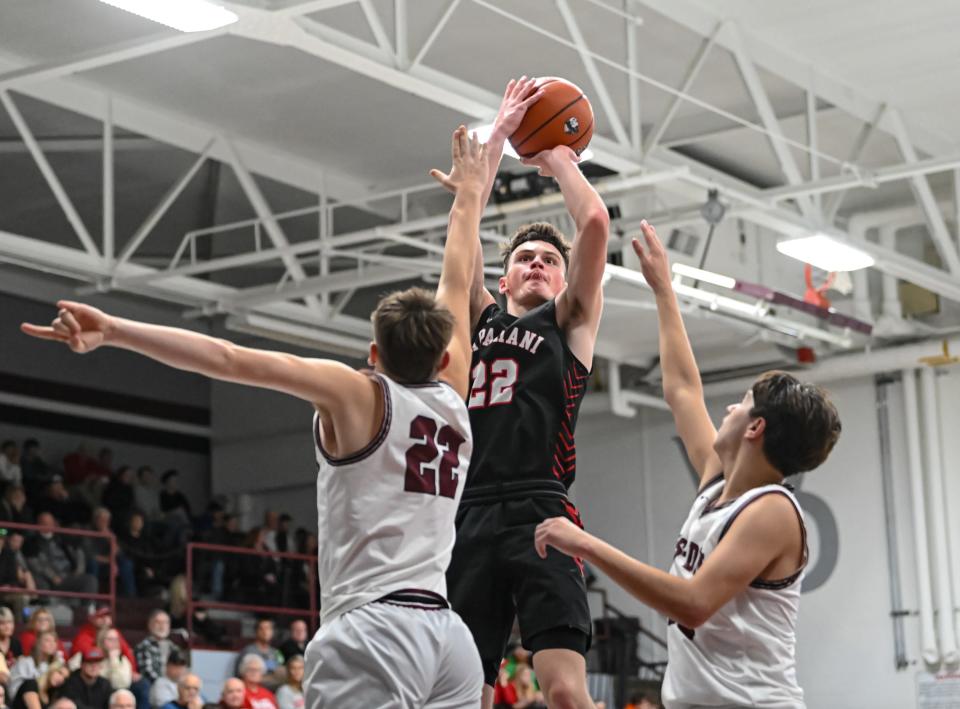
[[431, 77, 544, 329], [434, 127, 488, 399], [535, 494, 801, 628], [633, 221, 721, 487], [524, 147, 610, 369], [20, 302, 374, 415]]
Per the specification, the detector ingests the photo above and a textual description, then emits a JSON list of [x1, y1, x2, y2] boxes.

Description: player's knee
[[543, 676, 584, 709]]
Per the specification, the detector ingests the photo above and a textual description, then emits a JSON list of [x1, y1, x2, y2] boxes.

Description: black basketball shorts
[[446, 494, 592, 686]]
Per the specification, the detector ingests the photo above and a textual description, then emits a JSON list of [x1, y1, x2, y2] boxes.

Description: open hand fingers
[[429, 169, 455, 194], [631, 237, 646, 261], [640, 219, 661, 249]]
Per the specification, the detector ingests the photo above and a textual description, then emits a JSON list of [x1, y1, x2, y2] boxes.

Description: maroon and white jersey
[[312, 373, 472, 626], [662, 476, 807, 709]]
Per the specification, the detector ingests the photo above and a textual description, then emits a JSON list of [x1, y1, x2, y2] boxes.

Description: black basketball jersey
[[464, 299, 589, 498]]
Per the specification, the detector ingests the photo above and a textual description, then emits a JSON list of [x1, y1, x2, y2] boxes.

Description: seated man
[[210, 679, 244, 709], [62, 648, 113, 709], [23, 512, 97, 603], [233, 619, 282, 688], [160, 675, 203, 709], [237, 656, 276, 709], [148, 651, 187, 709]]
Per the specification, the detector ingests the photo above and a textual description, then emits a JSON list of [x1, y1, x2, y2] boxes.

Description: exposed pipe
[[934, 368, 960, 662], [874, 376, 908, 669], [702, 336, 960, 397], [919, 367, 960, 665], [902, 370, 940, 666]]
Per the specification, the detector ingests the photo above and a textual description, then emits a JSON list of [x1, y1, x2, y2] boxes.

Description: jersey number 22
[[404, 415, 465, 499]]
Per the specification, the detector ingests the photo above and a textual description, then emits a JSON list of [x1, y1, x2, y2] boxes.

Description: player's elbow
[[677, 600, 712, 629], [582, 206, 610, 235]]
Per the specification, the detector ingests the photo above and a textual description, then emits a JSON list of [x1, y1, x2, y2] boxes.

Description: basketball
[[508, 77, 594, 158]]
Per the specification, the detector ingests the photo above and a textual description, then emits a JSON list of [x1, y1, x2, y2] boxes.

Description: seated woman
[[11, 660, 70, 709], [97, 628, 132, 690], [18, 610, 66, 659], [9, 631, 63, 699], [273, 656, 303, 709]]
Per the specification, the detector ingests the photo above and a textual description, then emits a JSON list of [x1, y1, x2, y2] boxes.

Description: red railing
[[184, 542, 318, 640], [0, 520, 116, 614]]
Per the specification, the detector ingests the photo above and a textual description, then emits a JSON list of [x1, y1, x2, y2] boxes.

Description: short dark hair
[[500, 222, 572, 273], [23, 439, 39, 451], [750, 371, 841, 477], [161, 469, 178, 484], [371, 287, 454, 384]]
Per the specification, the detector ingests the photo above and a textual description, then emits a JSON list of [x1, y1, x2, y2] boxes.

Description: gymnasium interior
[[1, 1, 959, 707]]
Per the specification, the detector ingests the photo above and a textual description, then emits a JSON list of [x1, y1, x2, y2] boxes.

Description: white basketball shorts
[[304, 598, 482, 709]]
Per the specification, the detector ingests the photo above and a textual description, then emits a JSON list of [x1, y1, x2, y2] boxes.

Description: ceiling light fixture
[[671, 263, 736, 289], [776, 233, 875, 272], [99, 0, 238, 32]]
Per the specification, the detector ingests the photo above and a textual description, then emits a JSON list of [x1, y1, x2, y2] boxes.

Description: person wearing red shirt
[[70, 607, 139, 676], [19, 607, 66, 658], [238, 655, 277, 709]]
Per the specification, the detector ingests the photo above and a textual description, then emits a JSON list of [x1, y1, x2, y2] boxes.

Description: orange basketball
[[508, 77, 594, 158]]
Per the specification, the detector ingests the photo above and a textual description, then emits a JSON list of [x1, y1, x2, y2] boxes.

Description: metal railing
[[184, 542, 318, 640], [0, 520, 116, 613]]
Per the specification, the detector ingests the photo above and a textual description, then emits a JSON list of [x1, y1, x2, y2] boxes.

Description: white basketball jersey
[[661, 476, 807, 709], [312, 373, 472, 626]]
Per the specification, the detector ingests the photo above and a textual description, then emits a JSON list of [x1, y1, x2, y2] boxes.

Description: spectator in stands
[[512, 665, 546, 709], [147, 652, 186, 709], [100, 470, 134, 536], [9, 630, 63, 699], [158, 473, 190, 527], [0, 682, 6, 709], [24, 512, 97, 601], [93, 451, 114, 481], [132, 470, 161, 526], [19, 610, 66, 658], [238, 531, 279, 608], [95, 629, 132, 691], [0, 606, 23, 668], [10, 660, 70, 709], [51, 700, 78, 709], [236, 656, 276, 709], [211, 680, 243, 709], [120, 514, 163, 596], [61, 649, 111, 709], [85, 511, 136, 598], [159, 675, 201, 709], [33, 480, 89, 529], [233, 620, 282, 684], [260, 514, 278, 553], [276, 621, 305, 664], [624, 694, 657, 709], [107, 691, 134, 709], [62, 446, 96, 487], [19, 441, 49, 500], [133, 611, 171, 685], [493, 663, 517, 709], [0, 486, 34, 525], [69, 608, 138, 679], [0, 442, 22, 489], [272, 657, 302, 709], [0, 531, 36, 618]]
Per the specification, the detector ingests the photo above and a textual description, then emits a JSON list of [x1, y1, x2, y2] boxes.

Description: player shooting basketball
[[431, 76, 610, 709], [535, 221, 842, 709]]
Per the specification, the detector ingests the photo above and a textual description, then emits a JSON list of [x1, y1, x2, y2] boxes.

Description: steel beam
[[823, 102, 886, 222]]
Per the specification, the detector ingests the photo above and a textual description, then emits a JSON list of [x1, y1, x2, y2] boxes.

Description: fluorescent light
[[776, 233, 875, 272], [99, 0, 238, 32], [469, 122, 594, 163], [671, 263, 736, 289]]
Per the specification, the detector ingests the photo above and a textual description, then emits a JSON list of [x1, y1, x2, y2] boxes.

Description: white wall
[[573, 371, 960, 709]]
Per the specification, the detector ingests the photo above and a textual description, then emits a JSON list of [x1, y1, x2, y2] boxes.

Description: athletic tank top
[[312, 373, 472, 625], [464, 300, 589, 500], [661, 476, 807, 709]]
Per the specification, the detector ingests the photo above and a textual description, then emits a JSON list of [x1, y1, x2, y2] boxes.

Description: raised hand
[[520, 144, 579, 178], [430, 126, 487, 195], [491, 76, 544, 143], [20, 300, 114, 354], [631, 220, 672, 295]]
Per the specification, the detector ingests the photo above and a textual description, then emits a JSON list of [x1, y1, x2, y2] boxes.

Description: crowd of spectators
[[0, 436, 319, 616], [0, 604, 307, 709]]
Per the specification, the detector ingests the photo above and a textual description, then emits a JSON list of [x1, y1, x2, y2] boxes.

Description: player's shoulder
[[727, 487, 802, 538]]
